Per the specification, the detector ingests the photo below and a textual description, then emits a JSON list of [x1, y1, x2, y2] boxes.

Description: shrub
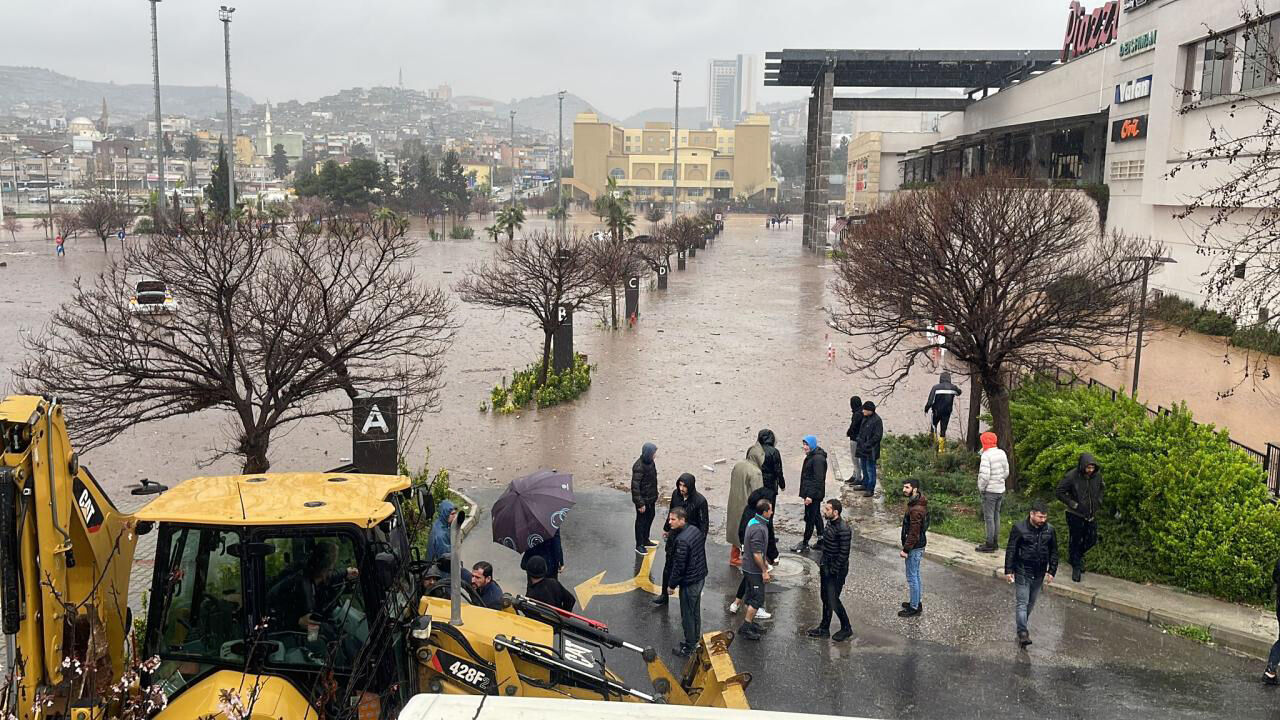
[[1149, 294, 1236, 336], [487, 353, 593, 414], [1230, 325, 1280, 356], [448, 225, 474, 239], [398, 449, 468, 553]]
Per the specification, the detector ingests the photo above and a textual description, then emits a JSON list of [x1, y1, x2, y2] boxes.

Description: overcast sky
[[5, 1, 1071, 116]]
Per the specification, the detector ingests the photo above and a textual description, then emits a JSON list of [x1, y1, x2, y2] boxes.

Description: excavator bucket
[[679, 631, 751, 708]]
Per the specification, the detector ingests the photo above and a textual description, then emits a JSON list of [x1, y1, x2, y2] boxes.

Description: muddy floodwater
[[1, 214, 1276, 515]]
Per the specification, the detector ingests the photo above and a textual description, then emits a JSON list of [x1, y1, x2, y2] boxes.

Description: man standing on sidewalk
[[856, 401, 884, 498], [898, 480, 928, 618], [793, 435, 827, 553], [738, 498, 774, 640], [975, 431, 1010, 553], [807, 499, 853, 641], [1005, 501, 1057, 648], [665, 507, 708, 657], [845, 396, 864, 486], [632, 442, 659, 555], [1056, 452, 1103, 582]]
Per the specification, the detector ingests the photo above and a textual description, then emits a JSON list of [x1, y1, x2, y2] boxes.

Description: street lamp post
[[671, 71, 681, 221], [148, 0, 166, 228], [557, 89, 566, 234], [38, 145, 69, 242], [219, 6, 237, 218], [1122, 254, 1176, 399], [509, 110, 517, 210], [124, 146, 131, 208]]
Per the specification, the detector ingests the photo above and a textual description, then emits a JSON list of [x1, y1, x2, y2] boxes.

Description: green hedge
[[487, 353, 593, 414], [1010, 380, 1280, 604], [1150, 294, 1236, 336]]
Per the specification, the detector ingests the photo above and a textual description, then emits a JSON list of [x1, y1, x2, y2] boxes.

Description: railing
[[1027, 365, 1279, 497]]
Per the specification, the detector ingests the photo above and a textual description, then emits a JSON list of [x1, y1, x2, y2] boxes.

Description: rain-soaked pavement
[[2, 214, 1277, 715], [461, 488, 1271, 719]]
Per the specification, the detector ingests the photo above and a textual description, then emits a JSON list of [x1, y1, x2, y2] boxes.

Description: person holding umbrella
[[493, 469, 576, 581]]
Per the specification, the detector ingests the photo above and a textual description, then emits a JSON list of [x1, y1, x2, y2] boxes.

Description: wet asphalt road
[[459, 488, 1274, 719]]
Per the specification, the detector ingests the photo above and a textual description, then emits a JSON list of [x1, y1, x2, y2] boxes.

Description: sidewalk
[[856, 519, 1277, 659]]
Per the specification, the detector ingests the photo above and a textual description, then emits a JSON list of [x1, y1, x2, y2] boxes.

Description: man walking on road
[[665, 507, 708, 656], [975, 431, 1010, 553], [657, 473, 708, 606], [898, 479, 928, 617], [807, 499, 853, 641], [1005, 501, 1057, 648], [1263, 556, 1280, 684], [738, 498, 774, 640], [632, 442, 659, 555], [1056, 452, 1103, 582], [793, 435, 828, 553], [924, 372, 962, 452], [856, 402, 884, 498]]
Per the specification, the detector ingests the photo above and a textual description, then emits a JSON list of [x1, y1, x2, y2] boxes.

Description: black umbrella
[[492, 469, 575, 552]]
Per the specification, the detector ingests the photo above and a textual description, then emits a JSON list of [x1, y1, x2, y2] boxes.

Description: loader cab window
[[261, 532, 370, 669], [149, 527, 244, 695]]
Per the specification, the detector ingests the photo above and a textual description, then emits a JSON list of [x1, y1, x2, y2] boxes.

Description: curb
[[857, 526, 1270, 659], [455, 488, 480, 539]]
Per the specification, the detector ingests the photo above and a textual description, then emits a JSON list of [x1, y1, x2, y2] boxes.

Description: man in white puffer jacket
[[976, 431, 1010, 553]]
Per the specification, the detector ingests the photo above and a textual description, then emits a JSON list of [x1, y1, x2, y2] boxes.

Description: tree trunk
[[240, 432, 271, 474], [966, 364, 984, 452], [539, 329, 553, 386], [982, 373, 1016, 489], [610, 286, 619, 329], [101, 234, 109, 254]]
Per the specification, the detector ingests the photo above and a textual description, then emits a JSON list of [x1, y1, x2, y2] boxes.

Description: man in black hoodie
[[923, 372, 962, 452], [793, 435, 828, 553], [856, 402, 884, 498], [756, 429, 786, 503], [845, 396, 864, 487], [656, 473, 708, 606], [632, 442, 659, 555], [1056, 452, 1103, 582]]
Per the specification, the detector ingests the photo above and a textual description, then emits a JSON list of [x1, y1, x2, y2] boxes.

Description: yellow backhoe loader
[[0, 395, 749, 719]]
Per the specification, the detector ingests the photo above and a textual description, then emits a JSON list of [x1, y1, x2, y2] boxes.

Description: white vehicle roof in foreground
[[397, 695, 866, 720]]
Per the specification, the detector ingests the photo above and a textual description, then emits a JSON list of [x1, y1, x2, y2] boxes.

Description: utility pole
[[671, 70, 682, 220], [148, 0, 166, 229], [38, 146, 67, 242], [509, 109, 517, 210], [1122, 254, 1176, 399], [219, 6, 237, 218], [124, 146, 130, 207], [557, 90, 566, 235]]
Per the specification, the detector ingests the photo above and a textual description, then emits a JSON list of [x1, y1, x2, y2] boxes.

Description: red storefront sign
[[1061, 1, 1120, 62]]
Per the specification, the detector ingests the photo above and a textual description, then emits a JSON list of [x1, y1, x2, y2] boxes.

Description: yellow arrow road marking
[[574, 544, 676, 608]]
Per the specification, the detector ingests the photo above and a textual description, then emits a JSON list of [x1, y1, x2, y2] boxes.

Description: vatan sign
[[1119, 29, 1157, 59], [1061, 1, 1119, 62], [1111, 114, 1148, 142], [353, 396, 398, 475], [1115, 75, 1153, 104]]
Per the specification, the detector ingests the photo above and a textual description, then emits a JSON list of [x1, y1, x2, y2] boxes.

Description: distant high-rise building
[[706, 54, 759, 128]]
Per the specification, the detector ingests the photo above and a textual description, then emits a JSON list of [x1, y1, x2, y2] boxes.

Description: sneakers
[[754, 607, 773, 620], [831, 628, 853, 642], [645, 539, 659, 547], [727, 600, 740, 614], [863, 489, 875, 498], [900, 601, 924, 612], [740, 622, 764, 641], [652, 595, 669, 606], [849, 483, 866, 490], [1264, 667, 1278, 685], [672, 645, 692, 657], [897, 605, 922, 618], [635, 545, 648, 555], [791, 542, 810, 554], [806, 627, 830, 638], [974, 544, 998, 553], [1018, 630, 1032, 648]]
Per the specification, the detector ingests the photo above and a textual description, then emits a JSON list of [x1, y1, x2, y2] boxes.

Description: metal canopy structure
[[766, 48, 1060, 251]]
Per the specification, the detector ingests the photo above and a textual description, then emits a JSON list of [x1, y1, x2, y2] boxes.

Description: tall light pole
[[37, 146, 69, 242], [148, 0, 166, 228], [124, 146, 131, 207], [556, 90, 566, 234], [1122, 254, 1176, 399], [219, 6, 237, 218], [509, 109, 517, 210], [671, 70, 681, 220]]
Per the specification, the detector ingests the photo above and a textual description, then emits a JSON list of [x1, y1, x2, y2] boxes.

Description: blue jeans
[[905, 548, 923, 609], [860, 457, 878, 492], [1015, 571, 1045, 634]]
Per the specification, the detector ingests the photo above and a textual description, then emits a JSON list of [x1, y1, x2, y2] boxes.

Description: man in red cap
[[975, 431, 1010, 553]]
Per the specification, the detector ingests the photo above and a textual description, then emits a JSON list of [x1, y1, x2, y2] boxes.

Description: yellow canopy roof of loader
[[135, 472, 410, 527]]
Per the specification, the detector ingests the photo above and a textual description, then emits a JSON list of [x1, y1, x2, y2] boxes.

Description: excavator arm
[[0, 396, 137, 719]]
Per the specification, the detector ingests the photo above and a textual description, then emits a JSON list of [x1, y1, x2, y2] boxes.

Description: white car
[[128, 280, 179, 316]]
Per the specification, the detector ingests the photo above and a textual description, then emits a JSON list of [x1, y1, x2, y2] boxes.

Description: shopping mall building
[[773, 0, 1279, 310]]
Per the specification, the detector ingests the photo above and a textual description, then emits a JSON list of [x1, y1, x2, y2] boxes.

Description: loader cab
[[136, 472, 421, 716]]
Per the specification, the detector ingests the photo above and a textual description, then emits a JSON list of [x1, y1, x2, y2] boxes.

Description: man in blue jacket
[[428, 500, 458, 562]]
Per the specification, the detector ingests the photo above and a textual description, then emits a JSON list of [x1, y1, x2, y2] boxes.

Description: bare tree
[[77, 194, 137, 252], [644, 204, 666, 231], [632, 231, 675, 278], [17, 209, 456, 473], [663, 215, 702, 257], [590, 231, 644, 328], [2, 217, 21, 241], [456, 229, 606, 385], [829, 174, 1158, 484]]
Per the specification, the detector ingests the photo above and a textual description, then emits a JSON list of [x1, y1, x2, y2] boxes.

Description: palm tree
[[496, 205, 526, 241], [484, 223, 502, 242], [644, 205, 665, 232]]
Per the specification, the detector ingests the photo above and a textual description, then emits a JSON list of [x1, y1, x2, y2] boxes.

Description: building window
[[661, 168, 675, 180], [687, 188, 704, 197], [714, 169, 731, 181], [1109, 158, 1145, 180], [610, 168, 625, 180], [1242, 17, 1280, 91], [1235, 262, 1247, 279], [1201, 35, 1235, 100]]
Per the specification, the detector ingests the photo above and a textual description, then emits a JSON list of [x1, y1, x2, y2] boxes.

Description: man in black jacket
[[1056, 452, 1103, 582], [845, 396, 864, 486], [665, 507, 708, 656], [923, 372, 962, 452], [524, 556, 576, 612], [807, 499, 853, 641], [656, 473, 708, 606], [757, 429, 786, 502], [793, 435, 828, 553], [632, 442, 659, 555], [1004, 501, 1058, 648], [856, 402, 884, 498]]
